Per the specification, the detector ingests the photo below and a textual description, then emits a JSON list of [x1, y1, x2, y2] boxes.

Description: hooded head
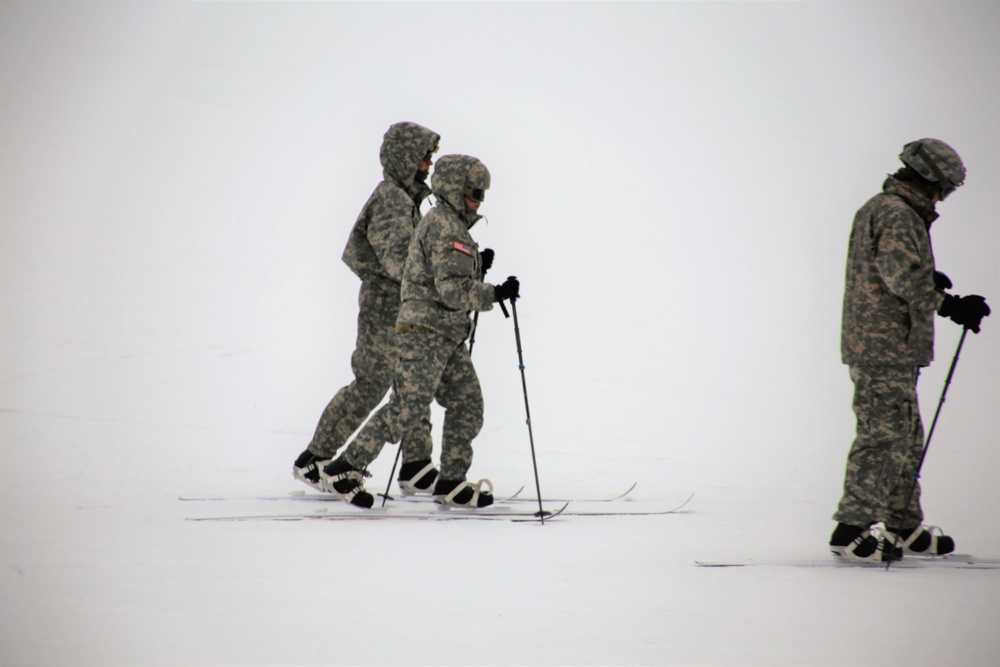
[[379, 122, 441, 189], [431, 154, 491, 224], [899, 138, 965, 200]]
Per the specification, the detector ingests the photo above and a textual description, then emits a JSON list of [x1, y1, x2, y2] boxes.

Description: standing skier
[[831, 138, 991, 562], [320, 154, 520, 508], [292, 122, 441, 491]]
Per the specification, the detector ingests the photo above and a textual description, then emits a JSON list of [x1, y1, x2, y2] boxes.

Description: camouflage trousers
[[343, 329, 484, 480], [833, 365, 925, 528], [307, 281, 431, 460]]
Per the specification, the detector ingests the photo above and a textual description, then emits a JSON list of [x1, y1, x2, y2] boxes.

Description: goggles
[[939, 179, 960, 201], [465, 186, 486, 203]]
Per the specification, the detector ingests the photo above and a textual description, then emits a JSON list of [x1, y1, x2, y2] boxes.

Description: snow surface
[[2, 2, 999, 665]]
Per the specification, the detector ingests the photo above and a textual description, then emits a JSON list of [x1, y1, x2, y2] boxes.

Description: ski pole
[[472, 296, 509, 353], [381, 427, 401, 507], [469, 312, 481, 354], [886, 326, 969, 569], [508, 291, 548, 522], [469, 265, 487, 354], [470, 253, 512, 348]]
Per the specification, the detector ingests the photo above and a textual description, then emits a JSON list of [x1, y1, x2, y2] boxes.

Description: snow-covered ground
[[3, 2, 999, 665]]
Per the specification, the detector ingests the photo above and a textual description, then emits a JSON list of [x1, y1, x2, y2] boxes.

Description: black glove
[[938, 294, 991, 333], [479, 248, 494, 274], [933, 271, 953, 292], [493, 276, 520, 303]]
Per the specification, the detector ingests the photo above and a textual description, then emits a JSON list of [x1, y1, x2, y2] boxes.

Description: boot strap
[[399, 462, 436, 493], [326, 469, 364, 502], [893, 525, 944, 553], [443, 478, 494, 506]]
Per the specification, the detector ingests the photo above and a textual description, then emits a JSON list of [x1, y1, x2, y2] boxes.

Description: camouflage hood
[[431, 154, 491, 227], [380, 122, 441, 192]]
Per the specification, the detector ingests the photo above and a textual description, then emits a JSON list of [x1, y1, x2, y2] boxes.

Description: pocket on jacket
[[445, 244, 477, 278]]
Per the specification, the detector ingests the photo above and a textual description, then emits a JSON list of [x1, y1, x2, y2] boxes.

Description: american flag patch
[[453, 242, 472, 255]]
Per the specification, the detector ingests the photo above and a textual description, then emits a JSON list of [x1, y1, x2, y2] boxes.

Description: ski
[[378, 486, 525, 505], [180, 482, 641, 505], [186, 501, 570, 523], [558, 492, 693, 516], [511, 482, 639, 503], [185, 495, 692, 523], [695, 554, 1000, 570], [180, 486, 525, 505]]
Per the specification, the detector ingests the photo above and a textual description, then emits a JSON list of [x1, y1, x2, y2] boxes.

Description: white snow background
[[2, 2, 999, 666]]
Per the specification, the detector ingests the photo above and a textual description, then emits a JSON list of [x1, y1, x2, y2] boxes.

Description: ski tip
[[512, 502, 570, 522], [672, 492, 695, 512], [617, 481, 638, 498]]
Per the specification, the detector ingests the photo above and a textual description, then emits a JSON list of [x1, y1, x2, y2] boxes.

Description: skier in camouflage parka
[[397, 154, 497, 339], [292, 122, 440, 487], [830, 138, 990, 562], [840, 175, 943, 366], [332, 155, 520, 507], [342, 123, 441, 290]]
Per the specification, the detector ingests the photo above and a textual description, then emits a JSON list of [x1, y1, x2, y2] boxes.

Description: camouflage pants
[[343, 329, 484, 480], [307, 281, 431, 460], [833, 365, 925, 528]]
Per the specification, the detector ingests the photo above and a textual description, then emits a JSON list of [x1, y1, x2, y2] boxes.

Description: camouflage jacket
[[397, 155, 496, 343], [841, 177, 945, 366], [341, 122, 440, 293]]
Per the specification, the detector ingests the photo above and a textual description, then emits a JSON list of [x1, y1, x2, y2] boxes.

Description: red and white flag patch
[[453, 242, 472, 255]]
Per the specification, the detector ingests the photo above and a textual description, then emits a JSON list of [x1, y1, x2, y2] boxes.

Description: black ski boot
[[830, 523, 903, 563], [397, 459, 439, 495], [885, 525, 955, 556], [433, 478, 494, 508], [319, 457, 374, 508], [292, 448, 331, 492]]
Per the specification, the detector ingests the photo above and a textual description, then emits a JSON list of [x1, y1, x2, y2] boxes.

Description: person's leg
[[434, 342, 484, 481], [308, 282, 400, 458], [342, 330, 451, 471], [834, 365, 917, 526]]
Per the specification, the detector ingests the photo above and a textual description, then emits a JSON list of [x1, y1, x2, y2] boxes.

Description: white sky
[[4, 0, 997, 453]]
